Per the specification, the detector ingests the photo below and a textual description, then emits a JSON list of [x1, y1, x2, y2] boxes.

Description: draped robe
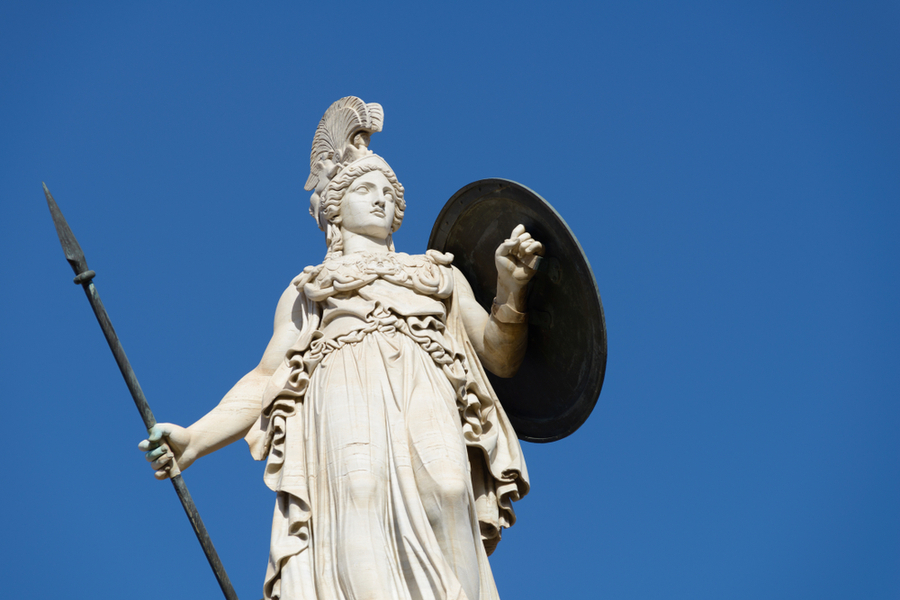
[[244, 250, 529, 600]]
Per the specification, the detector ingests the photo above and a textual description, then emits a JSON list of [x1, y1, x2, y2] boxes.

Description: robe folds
[[244, 250, 529, 600]]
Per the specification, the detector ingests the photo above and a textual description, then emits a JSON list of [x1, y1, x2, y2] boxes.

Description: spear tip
[[43, 182, 90, 277]]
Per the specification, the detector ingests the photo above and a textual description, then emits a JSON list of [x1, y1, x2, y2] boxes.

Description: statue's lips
[[371, 209, 385, 217]]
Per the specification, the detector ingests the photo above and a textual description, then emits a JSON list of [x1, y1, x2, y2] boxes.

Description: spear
[[43, 183, 239, 600]]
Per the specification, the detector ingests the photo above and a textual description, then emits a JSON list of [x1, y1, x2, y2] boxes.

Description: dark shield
[[428, 179, 607, 443]]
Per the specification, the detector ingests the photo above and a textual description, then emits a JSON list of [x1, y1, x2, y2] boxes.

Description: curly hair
[[318, 160, 406, 257]]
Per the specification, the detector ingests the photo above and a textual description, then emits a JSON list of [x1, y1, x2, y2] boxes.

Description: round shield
[[428, 179, 607, 443]]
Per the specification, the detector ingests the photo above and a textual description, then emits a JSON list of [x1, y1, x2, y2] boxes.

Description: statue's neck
[[341, 229, 392, 255]]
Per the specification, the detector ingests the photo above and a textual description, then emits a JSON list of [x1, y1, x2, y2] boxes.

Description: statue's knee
[[442, 475, 469, 502], [342, 470, 385, 505], [424, 474, 469, 520]]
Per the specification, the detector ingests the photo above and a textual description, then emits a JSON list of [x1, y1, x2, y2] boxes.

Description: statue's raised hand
[[495, 224, 544, 290], [138, 423, 194, 480]]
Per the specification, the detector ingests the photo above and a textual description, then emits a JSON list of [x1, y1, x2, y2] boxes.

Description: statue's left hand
[[495, 224, 544, 290]]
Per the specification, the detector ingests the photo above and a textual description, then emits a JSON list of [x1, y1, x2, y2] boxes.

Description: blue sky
[[2, 2, 898, 598]]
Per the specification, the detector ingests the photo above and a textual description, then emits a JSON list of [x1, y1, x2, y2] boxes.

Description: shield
[[428, 179, 607, 443]]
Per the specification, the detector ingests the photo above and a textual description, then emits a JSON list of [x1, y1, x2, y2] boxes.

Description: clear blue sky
[[2, 2, 898, 598]]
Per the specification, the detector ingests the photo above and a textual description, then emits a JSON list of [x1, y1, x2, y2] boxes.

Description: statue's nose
[[374, 191, 385, 208]]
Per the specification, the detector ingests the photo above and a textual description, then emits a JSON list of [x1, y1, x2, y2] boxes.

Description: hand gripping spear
[[43, 183, 239, 600]]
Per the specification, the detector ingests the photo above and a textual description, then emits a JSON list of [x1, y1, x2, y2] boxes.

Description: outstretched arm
[[140, 283, 303, 479], [458, 224, 543, 378]]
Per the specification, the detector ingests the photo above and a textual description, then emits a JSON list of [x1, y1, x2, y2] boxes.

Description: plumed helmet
[[304, 97, 387, 231]]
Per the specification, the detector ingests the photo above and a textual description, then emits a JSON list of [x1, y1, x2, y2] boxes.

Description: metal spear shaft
[[43, 183, 239, 600]]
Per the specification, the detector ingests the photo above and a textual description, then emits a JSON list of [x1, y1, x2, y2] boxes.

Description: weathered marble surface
[[140, 97, 543, 600]]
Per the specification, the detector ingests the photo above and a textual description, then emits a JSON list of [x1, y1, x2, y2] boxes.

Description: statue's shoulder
[[290, 262, 326, 292], [424, 249, 454, 266], [398, 251, 457, 292], [399, 251, 456, 298], [389, 249, 454, 268]]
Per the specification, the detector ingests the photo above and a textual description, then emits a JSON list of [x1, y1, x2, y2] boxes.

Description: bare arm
[[458, 225, 543, 378], [140, 283, 303, 478]]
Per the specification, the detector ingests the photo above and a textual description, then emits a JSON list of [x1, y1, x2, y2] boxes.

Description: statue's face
[[340, 170, 396, 239]]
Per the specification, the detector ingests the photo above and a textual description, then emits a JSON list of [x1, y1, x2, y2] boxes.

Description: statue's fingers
[[510, 224, 526, 238], [150, 448, 173, 470], [150, 457, 171, 471], [513, 241, 543, 271], [514, 239, 538, 260], [521, 240, 543, 256], [144, 446, 167, 462], [147, 424, 169, 443], [496, 237, 520, 257], [154, 469, 171, 480]]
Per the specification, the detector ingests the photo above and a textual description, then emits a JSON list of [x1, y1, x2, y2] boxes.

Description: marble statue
[[140, 97, 543, 600]]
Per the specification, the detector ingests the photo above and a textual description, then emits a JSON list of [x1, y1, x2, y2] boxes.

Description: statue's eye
[[354, 184, 369, 194]]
